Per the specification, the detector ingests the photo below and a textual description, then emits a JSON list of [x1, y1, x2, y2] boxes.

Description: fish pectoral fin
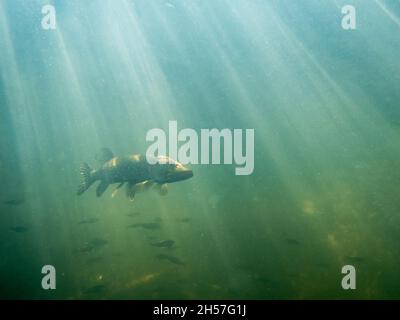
[[134, 180, 154, 193], [142, 180, 154, 190], [116, 182, 125, 189], [96, 181, 109, 197], [111, 183, 125, 198], [126, 182, 136, 201], [154, 183, 168, 196]]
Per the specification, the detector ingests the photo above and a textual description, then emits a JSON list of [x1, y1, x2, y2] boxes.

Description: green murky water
[[1, 0, 400, 299]]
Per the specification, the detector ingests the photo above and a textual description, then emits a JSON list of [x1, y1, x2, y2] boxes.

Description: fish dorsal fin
[[95, 148, 114, 165]]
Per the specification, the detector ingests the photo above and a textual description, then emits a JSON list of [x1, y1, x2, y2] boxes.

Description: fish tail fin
[[77, 163, 95, 195]]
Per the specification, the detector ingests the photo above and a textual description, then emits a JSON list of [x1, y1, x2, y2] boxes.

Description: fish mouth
[[166, 168, 193, 182], [178, 168, 193, 181], [181, 169, 193, 180]]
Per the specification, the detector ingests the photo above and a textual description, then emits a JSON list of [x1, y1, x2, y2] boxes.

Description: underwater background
[[1, 0, 400, 299]]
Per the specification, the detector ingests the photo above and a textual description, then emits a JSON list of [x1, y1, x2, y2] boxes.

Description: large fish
[[77, 148, 193, 200]]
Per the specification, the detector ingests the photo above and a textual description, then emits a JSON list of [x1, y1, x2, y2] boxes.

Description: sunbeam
[[0, 0, 399, 300]]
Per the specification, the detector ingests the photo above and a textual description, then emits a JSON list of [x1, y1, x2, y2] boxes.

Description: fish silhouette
[[127, 222, 161, 230], [10, 226, 29, 233], [150, 240, 175, 248], [78, 218, 100, 225], [156, 254, 185, 266], [3, 199, 24, 206]]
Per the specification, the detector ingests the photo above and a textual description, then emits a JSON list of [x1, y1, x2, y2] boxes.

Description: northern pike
[[77, 148, 193, 200]]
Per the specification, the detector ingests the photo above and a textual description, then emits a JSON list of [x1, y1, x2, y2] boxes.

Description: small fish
[[3, 199, 24, 206], [127, 222, 161, 230], [79, 238, 108, 253], [314, 262, 331, 268], [78, 218, 100, 225], [287, 273, 300, 278], [345, 256, 365, 263], [126, 212, 141, 218], [150, 239, 175, 248], [156, 254, 185, 266], [285, 238, 301, 245], [251, 275, 276, 285], [112, 252, 124, 257], [10, 226, 29, 233], [86, 257, 103, 264], [89, 238, 108, 247], [83, 285, 106, 294], [79, 247, 94, 253]]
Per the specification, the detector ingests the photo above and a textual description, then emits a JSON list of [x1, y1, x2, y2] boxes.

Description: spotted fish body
[[77, 149, 193, 200], [99, 155, 150, 185]]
